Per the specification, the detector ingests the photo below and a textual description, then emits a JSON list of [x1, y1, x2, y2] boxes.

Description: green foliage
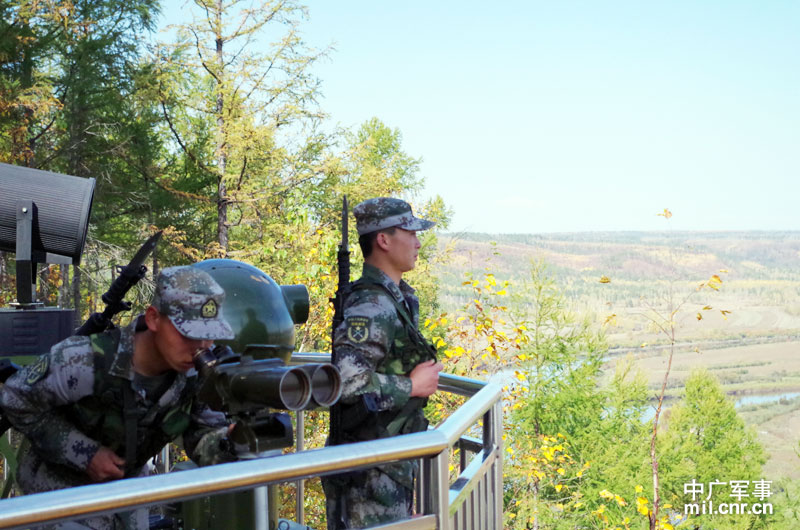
[[428, 259, 654, 529], [658, 369, 767, 528]]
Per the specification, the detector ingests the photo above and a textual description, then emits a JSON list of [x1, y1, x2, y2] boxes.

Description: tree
[[156, 0, 329, 252], [0, 0, 61, 166], [427, 259, 651, 529], [1, 0, 161, 320], [658, 369, 766, 529]]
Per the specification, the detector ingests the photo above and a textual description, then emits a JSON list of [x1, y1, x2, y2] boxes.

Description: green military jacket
[[0, 318, 229, 498], [333, 264, 436, 488]]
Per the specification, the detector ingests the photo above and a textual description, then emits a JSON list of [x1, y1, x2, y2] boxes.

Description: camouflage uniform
[[0, 266, 235, 530], [324, 198, 436, 529]]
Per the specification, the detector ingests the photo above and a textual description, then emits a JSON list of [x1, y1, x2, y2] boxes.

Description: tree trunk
[[59, 264, 70, 307], [72, 266, 82, 327], [215, 0, 228, 253]]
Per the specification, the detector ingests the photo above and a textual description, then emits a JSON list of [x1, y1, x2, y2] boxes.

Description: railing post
[[416, 457, 426, 515], [492, 399, 503, 529], [296, 410, 305, 525], [424, 450, 450, 530]]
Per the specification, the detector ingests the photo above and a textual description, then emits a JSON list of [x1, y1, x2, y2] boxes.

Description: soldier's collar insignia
[[201, 299, 218, 318], [346, 316, 370, 344], [26, 354, 50, 385]]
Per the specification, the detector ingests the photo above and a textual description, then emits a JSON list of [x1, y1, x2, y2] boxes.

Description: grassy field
[[434, 230, 800, 480]]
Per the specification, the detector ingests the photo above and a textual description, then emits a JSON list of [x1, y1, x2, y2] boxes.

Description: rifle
[[329, 196, 350, 446], [75, 231, 162, 336], [329, 196, 350, 529]]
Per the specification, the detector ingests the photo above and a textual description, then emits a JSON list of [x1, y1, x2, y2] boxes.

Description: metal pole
[[254, 486, 268, 530], [431, 452, 450, 530], [295, 410, 305, 524], [160, 445, 169, 474], [492, 399, 504, 529]]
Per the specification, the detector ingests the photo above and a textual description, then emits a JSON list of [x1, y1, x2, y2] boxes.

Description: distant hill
[[435, 231, 800, 348]]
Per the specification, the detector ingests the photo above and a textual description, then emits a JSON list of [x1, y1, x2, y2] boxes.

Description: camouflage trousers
[[322, 468, 413, 529], [18, 447, 149, 530]]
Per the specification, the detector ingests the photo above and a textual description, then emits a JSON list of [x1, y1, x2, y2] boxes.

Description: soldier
[[324, 198, 444, 529], [0, 266, 236, 529]]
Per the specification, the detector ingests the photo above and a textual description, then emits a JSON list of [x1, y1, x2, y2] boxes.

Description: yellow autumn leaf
[[696, 313, 702, 320], [702, 305, 712, 310]]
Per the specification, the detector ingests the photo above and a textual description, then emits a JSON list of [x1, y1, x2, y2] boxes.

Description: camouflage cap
[[152, 266, 234, 340], [353, 198, 435, 236]]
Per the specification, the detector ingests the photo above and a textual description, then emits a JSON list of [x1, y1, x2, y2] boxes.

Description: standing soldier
[[324, 198, 444, 529], [0, 266, 237, 529]]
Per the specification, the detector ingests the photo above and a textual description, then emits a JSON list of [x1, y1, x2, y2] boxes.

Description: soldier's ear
[[144, 306, 161, 332], [375, 231, 392, 252]]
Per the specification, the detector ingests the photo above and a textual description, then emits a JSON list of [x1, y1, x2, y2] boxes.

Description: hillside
[[436, 230, 800, 347]]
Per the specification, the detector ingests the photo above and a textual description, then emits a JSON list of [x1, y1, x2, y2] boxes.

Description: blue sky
[[160, 1, 799, 234]]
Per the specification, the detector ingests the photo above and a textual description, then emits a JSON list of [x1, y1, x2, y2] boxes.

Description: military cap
[[353, 197, 435, 236], [152, 266, 234, 340]]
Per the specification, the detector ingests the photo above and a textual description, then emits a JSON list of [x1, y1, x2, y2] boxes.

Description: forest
[[1, 1, 798, 528]]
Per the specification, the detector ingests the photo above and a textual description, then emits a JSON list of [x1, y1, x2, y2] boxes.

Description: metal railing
[[0, 356, 503, 530]]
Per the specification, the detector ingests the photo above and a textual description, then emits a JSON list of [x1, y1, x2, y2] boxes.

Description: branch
[[189, 26, 220, 83], [236, 154, 247, 190], [159, 98, 216, 179]]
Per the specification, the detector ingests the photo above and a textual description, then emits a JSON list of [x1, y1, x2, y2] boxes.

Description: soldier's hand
[[87, 446, 125, 482], [409, 360, 444, 398]]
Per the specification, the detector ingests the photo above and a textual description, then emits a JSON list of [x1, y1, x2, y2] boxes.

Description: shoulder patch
[[345, 316, 371, 344], [25, 354, 50, 385]]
